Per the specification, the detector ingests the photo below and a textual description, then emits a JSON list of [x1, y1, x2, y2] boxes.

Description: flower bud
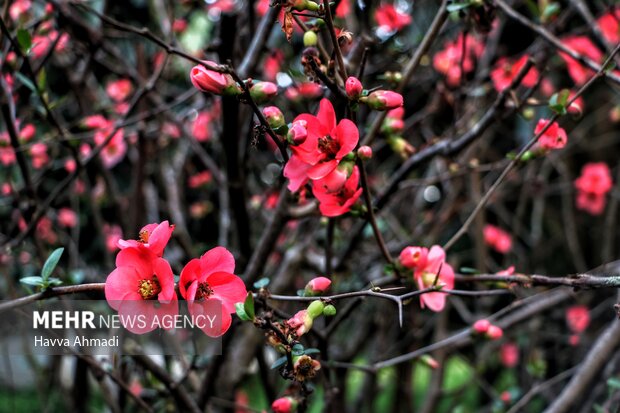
[[387, 136, 414, 159], [262, 106, 286, 130], [287, 310, 313, 336], [357, 145, 373, 160], [303, 31, 318, 47], [399, 246, 427, 269], [486, 325, 503, 340], [345, 76, 363, 100], [307, 300, 325, 319], [420, 355, 439, 369], [363, 90, 403, 110], [190, 61, 242, 96], [304, 276, 332, 296], [473, 319, 491, 334], [272, 396, 298, 413], [291, 0, 319, 11], [381, 117, 405, 135], [249, 81, 278, 104], [287, 120, 308, 145], [323, 304, 337, 316]]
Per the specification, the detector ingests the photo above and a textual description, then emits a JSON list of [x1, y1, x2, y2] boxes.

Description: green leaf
[[459, 267, 479, 274], [235, 303, 252, 321], [37, 68, 47, 90], [253, 277, 270, 289], [243, 292, 255, 320], [42, 247, 64, 280], [549, 89, 570, 115], [20, 276, 45, 287], [46, 277, 63, 287], [16, 28, 32, 53], [541, 2, 561, 22], [271, 356, 287, 369], [303, 348, 321, 355], [292, 343, 305, 356], [447, 3, 471, 13], [607, 377, 620, 390]]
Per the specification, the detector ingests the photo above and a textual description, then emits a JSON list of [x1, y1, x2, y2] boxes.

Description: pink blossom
[[433, 33, 485, 86], [559, 36, 603, 85], [263, 50, 284, 81], [312, 166, 363, 217], [82, 115, 112, 130], [9, 0, 31, 22], [190, 61, 240, 95], [305, 277, 331, 295], [118, 221, 175, 257], [19, 124, 36, 141], [535, 119, 567, 151], [598, 10, 620, 44], [490, 55, 539, 92], [575, 163, 613, 215], [375, 4, 411, 32], [287, 309, 313, 336], [249, 81, 278, 104], [57, 208, 78, 228], [500, 342, 519, 368], [473, 319, 491, 334], [409, 245, 455, 312], [364, 90, 403, 111], [179, 247, 247, 336], [36, 216, 57, 244], [188, 171, 213, 188], [345, 77, 363, 99], [286, 98, 359, 181], [105, 248, 178, 334], [94, 128, 126, 168], [285, 82, 324, 101], [192, 111, 214, 142], [106, 79, 133, 102], [483, 224, 512, 254], [399, 246, 428, 269], [0, 133, 16, 166], [566, 305, 590, 334], [172, 19, 188, 33], [103, 224, 123, 252], [486, 325, 503, 340], [30, 143, 49, 169], [272, 397, 297, 413]]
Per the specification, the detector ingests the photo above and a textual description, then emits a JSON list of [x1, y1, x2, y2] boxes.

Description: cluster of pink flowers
[[490, 55, 539, 92], [433, 33, 485, 86], [283, 99, 363, 217], [104, 221, 247, 335], [399, 245, 454, 312], [374, 3, 412, 33], [483, 224, 512, 254], [82, 115, 127, 168], [574, 162, 613, 215], [105, 78, 133, 115], [0, 122, 39, 168]]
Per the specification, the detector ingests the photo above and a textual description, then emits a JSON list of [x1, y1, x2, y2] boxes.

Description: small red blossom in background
[[106, 79, 133, 102], [433, 33, 485, 86], [188, 171, 213, 188], [473, 319, 491, 334], [559, 36, 603, 85], [399, 245, 455, 312], [500, 342, 519, 368], [574, 162, 613, 215], [94, 128, 127, 169], [535, 119, 567, 151], [375, 3, 412, 33], [483, 224, 512, 254], [566, 305, 590, 334], [272, 396, 297, 413], [285, 82, 324, 101], [179, 247, 247, 336], [490, 55, 539, 92], [597, 10, 620, 44], [57, 208, 78, 228]]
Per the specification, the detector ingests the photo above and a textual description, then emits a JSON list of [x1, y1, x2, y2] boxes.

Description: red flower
[[400, 245, 454, 312], [285, 82, 324, 101], [375, 4, 412, 32], [106, 79, 133, 102], [566, 305, 590, 334], [179, 247, 247, 336], [272, 397, 298, 413], [57, 208, 78, 228], [490, 55, 539, 92], [433, 33, 485, 86], [94, 128, 127, 168], [535, 119, 567, 151], [192, 111, 214, 142], [118, 221, 175, 257], [311, 166, 363, 217], [598, 10, 620, 44], [483, 224, 512, 254], [305, 277, 331, 295], [559, 36, 603, 85], [500, 342, 519, 368], [104, 247, 178, 334], [575, 162, 613, 215], [288, 98, 359, 180]]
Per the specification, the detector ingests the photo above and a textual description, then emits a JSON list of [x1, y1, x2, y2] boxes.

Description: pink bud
[[399, 246, 428, 269], [287, 121, 308, 145], [357, 145, 373, 160], [58, 208, 78, 228], [473, 319, 491, 334], [249, 81, 278, 104], [262, 106, 285, 129], [420, 354, 439, 369], [190, 61, 240, 95], [305, 276, 332, 295], [364, 90, 403, 110], [272, 396, 298, 413], [345, 76, 363, 99], [486, 325, 503, 340]]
